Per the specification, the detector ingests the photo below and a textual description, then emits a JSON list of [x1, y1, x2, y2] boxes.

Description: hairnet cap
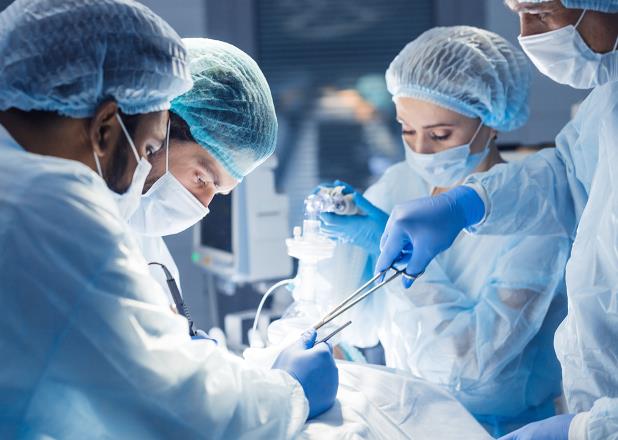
[[386, 26, 531, 132], [171, 38, 277, 181], [507, 0, 618, 13], [0, 0, 193, 118]]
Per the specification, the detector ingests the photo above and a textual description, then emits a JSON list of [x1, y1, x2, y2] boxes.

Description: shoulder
[[8, 156, 133, 275], [365, 161, 427, 211]]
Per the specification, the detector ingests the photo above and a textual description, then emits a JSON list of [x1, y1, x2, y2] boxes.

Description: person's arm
[[464, 146, 578, 238], [7, 172, 310, 439], [569, 398, 618, 440], [391, 234, 569, 400]]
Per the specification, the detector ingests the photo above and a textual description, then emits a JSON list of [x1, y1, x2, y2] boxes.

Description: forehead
[[135, 110, 169, 139], [505, 0, 562, 13], [395, 97, 471, 125]]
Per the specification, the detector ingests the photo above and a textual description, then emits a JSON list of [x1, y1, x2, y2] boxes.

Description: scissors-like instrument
[[311, 265, 422, 331]]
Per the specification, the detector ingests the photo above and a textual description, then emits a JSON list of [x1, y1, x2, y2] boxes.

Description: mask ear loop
[[93, 151, 103, 177], [468, 121, 484, 145], [115, 113, 140, 162], [165, 117, 171, 174], [574, 9, 587, 29], [613, 34, 618, 52]]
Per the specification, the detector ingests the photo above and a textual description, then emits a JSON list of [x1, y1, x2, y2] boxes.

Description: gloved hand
[[272, 329, 339, 419], [498, 414, 575, 440], [316, 181, 388, 256], [376, 186, 484, 288]]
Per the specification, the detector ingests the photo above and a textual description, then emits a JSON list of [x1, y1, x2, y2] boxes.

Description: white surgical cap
[[0, 0, 193, 118], [386, 26, 531, 132]]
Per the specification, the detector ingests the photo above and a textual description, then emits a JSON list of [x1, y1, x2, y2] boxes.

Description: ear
[[89, 100, 121, 159]]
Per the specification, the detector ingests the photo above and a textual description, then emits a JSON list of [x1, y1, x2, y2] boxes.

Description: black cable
[[148, 262, 195, 336]]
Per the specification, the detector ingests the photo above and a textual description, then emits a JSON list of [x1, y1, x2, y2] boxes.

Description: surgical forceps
[[311, 266, 422, 331]]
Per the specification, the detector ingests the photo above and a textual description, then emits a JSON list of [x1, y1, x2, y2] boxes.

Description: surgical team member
[[127, 38, 276, 299], [376, 1, 618, 439], [0, 1, 337, 437], [318, 27, 570, 436]]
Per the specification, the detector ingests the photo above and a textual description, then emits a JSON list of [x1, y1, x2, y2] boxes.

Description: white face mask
[[93, 114, 152, 220], [518, 10, 618, 89], [128, 122, 210, 237], [404, 122, 491, 188]]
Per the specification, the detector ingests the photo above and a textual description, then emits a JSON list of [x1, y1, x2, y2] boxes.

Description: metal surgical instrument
[[311, 266, 422, 331]]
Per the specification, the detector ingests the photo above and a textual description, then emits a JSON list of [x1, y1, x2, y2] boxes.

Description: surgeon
[[0, 1, 337, 438], [126, 38, 276, 302], [375, 1, 618, 439], [316, 26, 571, 436]]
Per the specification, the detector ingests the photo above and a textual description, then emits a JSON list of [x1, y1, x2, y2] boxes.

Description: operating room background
[[0, 0, 589, 341]]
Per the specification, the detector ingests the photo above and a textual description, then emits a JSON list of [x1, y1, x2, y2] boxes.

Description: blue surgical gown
[[466, 80, 618, 439], [0, 124, 308, 439], [339, 161, 571, 436]]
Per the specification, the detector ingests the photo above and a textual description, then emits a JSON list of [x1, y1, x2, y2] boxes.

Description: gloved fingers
[[312, 341, 333, 355], [324, 341, 333, 353], [403, 250, 428, 289], [375, 226, 407, 275], [300, 328, 317, 349], [319, 212, 350, 228], [352, 192, 378, 216], [313, 181, 338, 194], [332, 180, 355, 194]]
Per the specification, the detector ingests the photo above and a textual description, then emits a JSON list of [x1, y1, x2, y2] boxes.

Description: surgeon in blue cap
[[0, 2, 336, 438], [374, 1, 618, 439]]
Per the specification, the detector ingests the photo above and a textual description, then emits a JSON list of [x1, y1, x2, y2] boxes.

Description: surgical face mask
[[93, 114, 152, 220], [518, 10, 618, 89], [128, 124, 210, 237], [404, 122, 491, 188]]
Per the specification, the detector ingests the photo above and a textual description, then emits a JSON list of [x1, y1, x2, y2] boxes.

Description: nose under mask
[[518, 9, 618, 89], [404, 122, 492, 188], [128, 124, 210, 237]]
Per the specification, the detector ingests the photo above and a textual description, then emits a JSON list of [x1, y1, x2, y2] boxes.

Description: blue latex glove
[[272, 329, 339, 419], [498, 414, 575, 440], [376, 186, 485, 288], [317, 183, 388, 256]]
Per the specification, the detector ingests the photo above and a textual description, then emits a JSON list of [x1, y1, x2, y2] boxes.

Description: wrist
[[445, 186, 485, 228]]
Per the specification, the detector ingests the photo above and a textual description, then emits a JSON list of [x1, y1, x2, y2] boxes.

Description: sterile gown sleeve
[[0, 157, 308, 439], [337, 161, 569, 424], [374, 233, 569, 418], [568, 398, 618, 440], [464, 83, 618, 239], [553, 90, 618, 440]]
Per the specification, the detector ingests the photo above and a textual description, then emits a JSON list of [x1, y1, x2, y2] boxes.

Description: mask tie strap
[[116, 113, 140, 162], [574, 9, 587, 29], [165, 118, 171, 173], [613, 35, 618, 52]]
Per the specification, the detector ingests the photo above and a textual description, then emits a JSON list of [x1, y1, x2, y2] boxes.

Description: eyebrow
[[422, 123, 455, 129], [396, 117, 456, 130]]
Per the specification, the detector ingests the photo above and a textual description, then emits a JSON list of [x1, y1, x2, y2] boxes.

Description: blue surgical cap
[[507, 0, 618, 12], [171, 38, 277, 181], [386, 26, 531, 132], [0, 0, 193, 118]]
